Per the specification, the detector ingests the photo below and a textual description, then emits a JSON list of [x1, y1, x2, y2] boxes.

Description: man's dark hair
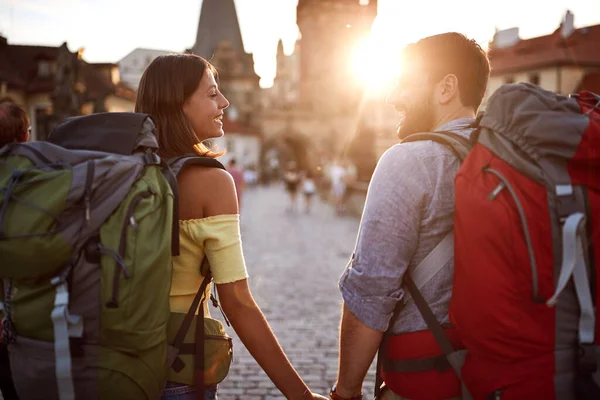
[[229, 158, 237, 166], [403, 32, 490, 111], [0, 102, 30, 146]]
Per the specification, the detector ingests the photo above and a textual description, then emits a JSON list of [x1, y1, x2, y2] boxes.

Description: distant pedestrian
[[302, 171, 317, 213], [330, 160, 347, 215], [283, 161, 301, 212], [228, 158, 246, 210]]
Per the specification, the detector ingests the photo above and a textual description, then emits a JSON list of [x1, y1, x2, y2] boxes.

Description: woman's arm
[[217, 280, 320, 399], [179, 166, 326, 399]]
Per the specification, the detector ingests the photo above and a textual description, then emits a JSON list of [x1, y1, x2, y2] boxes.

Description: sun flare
[[351, 34, 402, 92]]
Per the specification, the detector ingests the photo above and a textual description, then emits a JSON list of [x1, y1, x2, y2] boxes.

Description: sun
[[351, 33, 402, 92]]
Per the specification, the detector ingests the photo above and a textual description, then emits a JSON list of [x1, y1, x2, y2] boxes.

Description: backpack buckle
[[144, 152, 161, 165], [578, 343, 598, 374]]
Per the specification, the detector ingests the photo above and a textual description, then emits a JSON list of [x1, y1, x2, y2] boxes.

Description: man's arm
[[335, 304, 383, 398], [335, 145, 430, 397]]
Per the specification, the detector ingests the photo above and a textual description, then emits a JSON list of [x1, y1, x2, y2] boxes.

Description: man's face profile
[[387, 62, 436, 139]]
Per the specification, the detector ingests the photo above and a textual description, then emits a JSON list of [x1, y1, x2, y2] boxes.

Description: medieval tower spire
[[189, 0, 260, 128], [191, 0, 245, 60]]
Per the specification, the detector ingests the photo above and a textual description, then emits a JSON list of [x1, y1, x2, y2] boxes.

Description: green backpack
[[0, 113, 232, 400]]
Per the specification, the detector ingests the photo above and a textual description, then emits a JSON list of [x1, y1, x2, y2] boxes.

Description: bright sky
[[1, 0, 599, 88]]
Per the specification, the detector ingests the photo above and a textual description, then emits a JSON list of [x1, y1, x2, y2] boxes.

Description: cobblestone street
[[215, 184, 377, 399]]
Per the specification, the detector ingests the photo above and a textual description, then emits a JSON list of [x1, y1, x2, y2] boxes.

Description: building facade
[[118, 48, 173, 90], [0, 37, 136, 141], [484, 11, 600, 106], [260, 0, 381, 181]]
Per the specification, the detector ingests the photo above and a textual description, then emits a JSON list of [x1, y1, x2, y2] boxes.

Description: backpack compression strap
[[167, 258, 212, 379]]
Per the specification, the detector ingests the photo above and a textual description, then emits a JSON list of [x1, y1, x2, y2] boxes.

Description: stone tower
[[190, 0, 260, 127], [296, 0, 378, 114]]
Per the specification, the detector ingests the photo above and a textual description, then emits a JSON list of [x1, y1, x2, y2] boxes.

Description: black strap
[[404, 275, 458, 367], [167, 154, 225, 178], [160, 158, 181, 257], [195, 293, 205, 400], [170, 258, 212, 368], [374, 293, 406, 398]]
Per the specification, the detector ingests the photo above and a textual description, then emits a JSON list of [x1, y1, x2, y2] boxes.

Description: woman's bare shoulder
[[177, 165, 239, 219]]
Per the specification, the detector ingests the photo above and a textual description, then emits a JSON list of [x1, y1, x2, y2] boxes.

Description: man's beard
[[396, 97, 436, 140]]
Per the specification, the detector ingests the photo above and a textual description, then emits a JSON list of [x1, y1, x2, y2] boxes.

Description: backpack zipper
[[484, 168, 542, 303], [106, 187, 156, 308], [204, 335, 234, 362]]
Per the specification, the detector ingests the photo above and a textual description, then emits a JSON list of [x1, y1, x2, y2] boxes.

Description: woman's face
[[182, 68, 229, 140]]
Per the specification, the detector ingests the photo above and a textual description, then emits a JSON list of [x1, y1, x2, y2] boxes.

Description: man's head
[[386, 32, 490, 139], [0, 102, 30, 147], [229, 158, 237, 167]]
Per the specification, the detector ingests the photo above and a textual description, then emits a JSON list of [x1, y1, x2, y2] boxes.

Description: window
[[529, 73, 540, 86], [38, 61, 52, 77]]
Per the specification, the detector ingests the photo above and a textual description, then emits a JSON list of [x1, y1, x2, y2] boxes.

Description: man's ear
[[19, 129, 30, 143], [436, 74, 459, 105]]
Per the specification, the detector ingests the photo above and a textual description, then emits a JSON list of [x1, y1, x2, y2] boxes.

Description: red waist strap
[[381, 328, 464, 400]]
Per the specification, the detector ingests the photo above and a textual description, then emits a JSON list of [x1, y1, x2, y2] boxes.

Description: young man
[[0, 102, 30, 147], [333, 33, 490, 400]]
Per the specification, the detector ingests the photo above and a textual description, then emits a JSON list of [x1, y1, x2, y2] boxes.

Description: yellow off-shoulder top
[[171, 214, 248, 316]]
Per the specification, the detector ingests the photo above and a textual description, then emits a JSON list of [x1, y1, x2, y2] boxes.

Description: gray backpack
[[0, 112, 225, 400]]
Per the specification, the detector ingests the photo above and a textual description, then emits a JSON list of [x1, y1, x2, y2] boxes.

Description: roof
[[489, 23, 600, 75], [579, 70, 600, 93], [191, 0, 245, 60], [222, 116, 259, 136], [0, 43, 58, 91], [0, 38, 135, 100]]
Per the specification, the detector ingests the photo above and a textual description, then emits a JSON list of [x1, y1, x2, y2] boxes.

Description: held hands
[[296, 387, 329, 400], [306, 393, 328, 400]]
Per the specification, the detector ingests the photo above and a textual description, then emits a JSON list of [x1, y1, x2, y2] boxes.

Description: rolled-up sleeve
[[339, 145, 430, 332]]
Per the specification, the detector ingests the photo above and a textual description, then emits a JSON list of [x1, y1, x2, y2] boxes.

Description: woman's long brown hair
[[135, 53, 223, 159]]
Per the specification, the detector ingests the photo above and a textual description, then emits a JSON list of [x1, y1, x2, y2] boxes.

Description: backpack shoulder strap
[[167, 154, 225, 178], [401, 131, 473, 162], [402, 231, 454, 306], [162, 155, 225, 256]]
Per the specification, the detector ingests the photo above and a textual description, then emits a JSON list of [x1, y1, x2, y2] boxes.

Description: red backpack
[[450, 83, 600, 399]]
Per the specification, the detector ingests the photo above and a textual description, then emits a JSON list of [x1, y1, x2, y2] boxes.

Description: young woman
[[135, 54, 327, 400]]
